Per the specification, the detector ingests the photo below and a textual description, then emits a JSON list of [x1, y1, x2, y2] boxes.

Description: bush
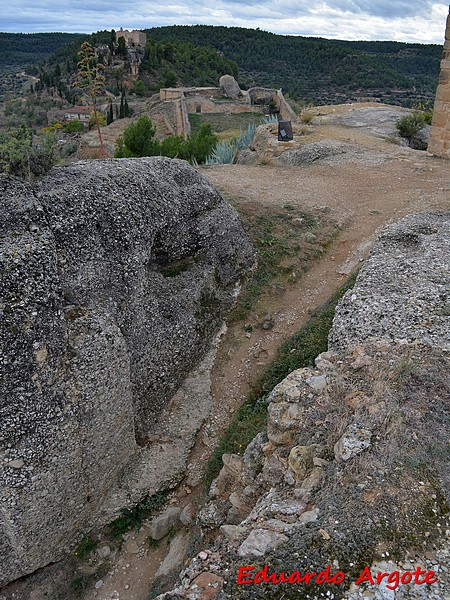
[[0, 126, 56, 179], [65, 120, 84, 133], [115, 118, 216, 164], [396, 111, 430, 140], [114, 115, 160, 158]]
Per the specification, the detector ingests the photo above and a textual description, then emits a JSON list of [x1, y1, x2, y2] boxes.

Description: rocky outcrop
[[155, 212, 449, 600], [219, 75, 242, 99], [329, 212, 449, 352], [0, 157, 254, 586]]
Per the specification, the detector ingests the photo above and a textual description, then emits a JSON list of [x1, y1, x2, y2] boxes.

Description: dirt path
[[80, 106, 449, 600]]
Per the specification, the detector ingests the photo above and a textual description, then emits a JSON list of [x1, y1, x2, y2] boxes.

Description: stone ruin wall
[[429, 6, 450, 158]]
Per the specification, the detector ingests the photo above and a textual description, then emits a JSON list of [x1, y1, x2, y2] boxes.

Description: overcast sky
[[1, 0, 448, 43]]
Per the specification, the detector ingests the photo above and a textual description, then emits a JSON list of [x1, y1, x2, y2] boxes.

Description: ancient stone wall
[[429, 7, 450, 158]]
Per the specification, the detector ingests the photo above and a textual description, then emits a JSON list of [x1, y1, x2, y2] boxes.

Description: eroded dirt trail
[[192, 149, 449, 466]]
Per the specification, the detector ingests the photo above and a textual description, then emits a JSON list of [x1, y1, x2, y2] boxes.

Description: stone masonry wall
[[429, 6, 450, 158]]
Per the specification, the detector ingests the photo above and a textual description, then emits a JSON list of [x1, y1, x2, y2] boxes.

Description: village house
[[64, 106, 93, 130]]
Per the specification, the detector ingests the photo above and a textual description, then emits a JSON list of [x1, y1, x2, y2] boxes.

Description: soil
[[2, 104, 449, 600]]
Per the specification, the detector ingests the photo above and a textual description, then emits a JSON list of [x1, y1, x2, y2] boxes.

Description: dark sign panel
[[278, 120, 293, 141]]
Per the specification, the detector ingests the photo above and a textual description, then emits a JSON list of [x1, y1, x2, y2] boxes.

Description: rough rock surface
[[277, 139, 386, 166], [409, 124, 430, 150], [325, 106, 411, 140], [329, 212, 450, 352], [155, 212, 449, 600], [0, 157, 254, 586], [219, 75, 242, 99]]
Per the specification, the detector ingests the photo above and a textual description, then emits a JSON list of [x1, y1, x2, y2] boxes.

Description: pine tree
[[119, 93, 125, 119]]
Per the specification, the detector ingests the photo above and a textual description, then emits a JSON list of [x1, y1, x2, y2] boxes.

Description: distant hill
[[146, 25, 442, 106], [0, 32, 85, 69], [0, 32, 85, 97]]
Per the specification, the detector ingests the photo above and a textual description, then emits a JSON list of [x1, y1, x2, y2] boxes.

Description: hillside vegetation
[[0, 32, 84, 96], [146, 25, 441, 106]]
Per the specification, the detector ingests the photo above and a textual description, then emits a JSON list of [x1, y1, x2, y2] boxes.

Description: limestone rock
[[198, 499, 231, 529], [409, 124, 430, 150], [329, 212, 450, 352], [149, 507, 181, 541], [238, 528, 288, 557], [242, 431, 267, 479], [155, 531, 190, 578], [334, 424, 372, 462], [219, 75, 242, 99], [288, 445, 315, 481], [0, 157, 254, 586], [220, 525, 248, 542], [180, 503, 195, 526], [267, 401, 303, 445]]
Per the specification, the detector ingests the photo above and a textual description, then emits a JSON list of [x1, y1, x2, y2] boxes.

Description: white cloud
[[0, 0, 447, 43]]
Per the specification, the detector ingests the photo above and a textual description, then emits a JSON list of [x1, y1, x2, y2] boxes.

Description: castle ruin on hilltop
[[429, 6, 450, 158]]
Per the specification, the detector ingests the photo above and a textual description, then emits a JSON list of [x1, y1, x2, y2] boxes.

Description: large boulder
[[0, 157, 254, 586], [219, 74, 242, 99]]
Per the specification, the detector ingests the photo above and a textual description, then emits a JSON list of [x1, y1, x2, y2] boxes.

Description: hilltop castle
[[115, 28, 146, 47]]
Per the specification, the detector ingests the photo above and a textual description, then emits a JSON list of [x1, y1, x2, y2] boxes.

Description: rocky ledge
[[155, 212, 449, 600], [0, 157, 254, 586]]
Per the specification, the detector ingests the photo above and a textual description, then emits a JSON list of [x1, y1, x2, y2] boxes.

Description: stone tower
[[428, 6, 450, 157]]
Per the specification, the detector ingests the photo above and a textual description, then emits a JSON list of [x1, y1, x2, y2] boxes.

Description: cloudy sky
[[1, 0, 448, 43]]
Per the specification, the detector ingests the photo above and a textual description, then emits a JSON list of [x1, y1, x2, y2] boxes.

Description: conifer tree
[[107, 103, 114, 125], [124, 97, 130, 118]]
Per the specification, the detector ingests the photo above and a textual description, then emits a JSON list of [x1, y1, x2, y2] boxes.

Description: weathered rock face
[[219, 74, 242, 99], [0, 157, 254, 586], [329, 212, 450, 352]]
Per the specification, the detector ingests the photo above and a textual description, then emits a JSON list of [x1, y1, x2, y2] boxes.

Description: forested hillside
[[0, 32, 84, 96], [146, 25, 442, 105]]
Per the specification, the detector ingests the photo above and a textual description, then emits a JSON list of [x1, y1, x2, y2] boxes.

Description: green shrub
[[115, 119, 216, 164], [74, 535, 98, 560], [396, 111, 430, 140], [65, 120, 84, 133], [0, 126, 56, 179], [115, 115, 160, 158], [109, 491, 168, 538]]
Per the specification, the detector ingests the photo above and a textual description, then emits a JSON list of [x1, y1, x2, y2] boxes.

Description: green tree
[[119, 93, 124, 119], [185, 124, 217, 163], [74, 41, 107, 156], [0, 126, 56, 180], [117, 35, 127, 57], [65, 119, 84, 133], [133, 80, 146, 96], [114, 115, 160, 157], [107, 103, 114, 125], [124, 97, 131, 118]]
